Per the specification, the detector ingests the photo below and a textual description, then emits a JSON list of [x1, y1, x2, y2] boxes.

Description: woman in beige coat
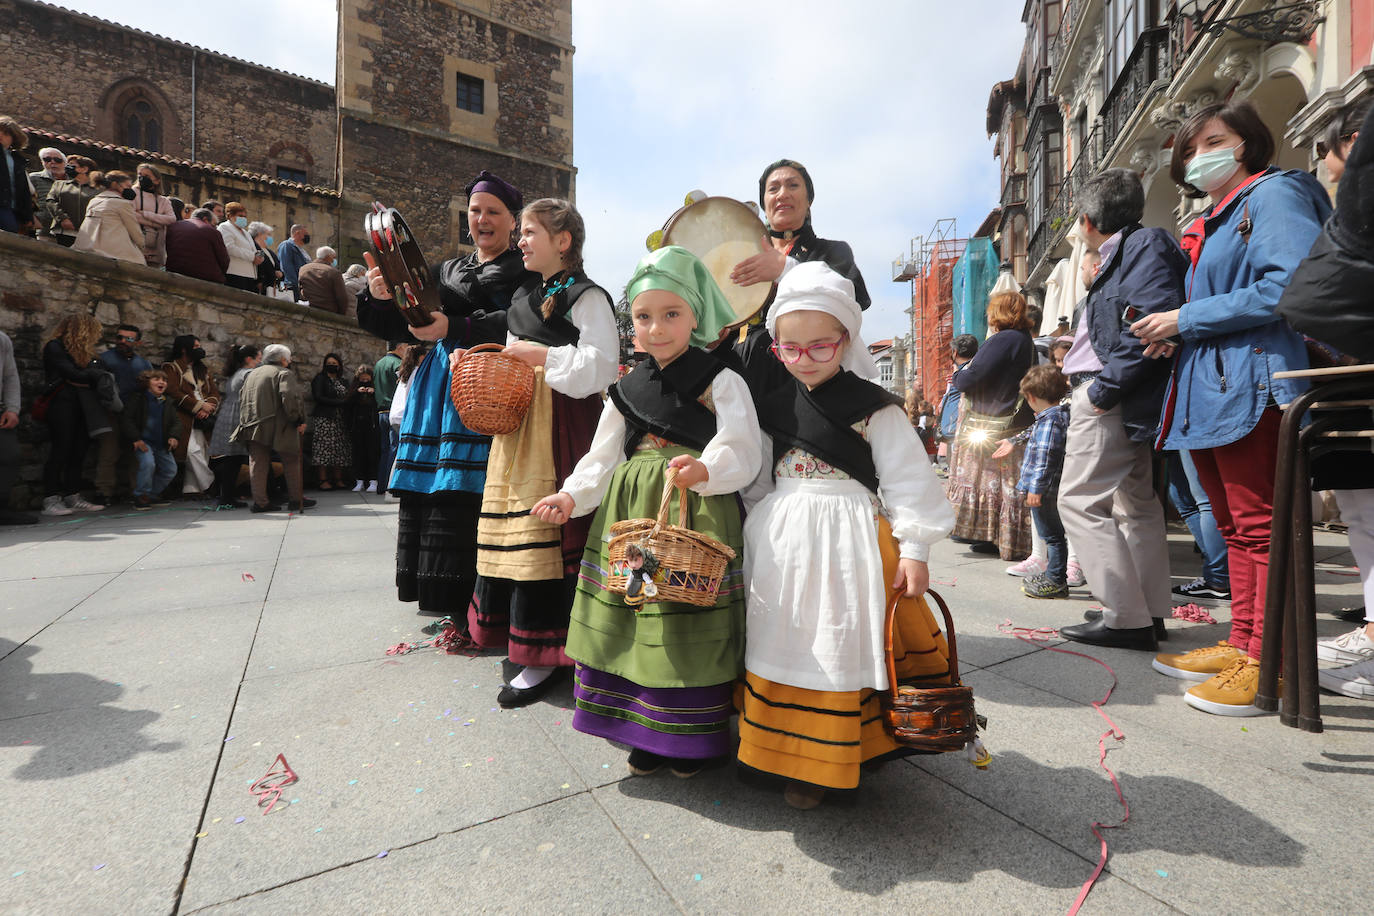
[[73, 171, 144, 264]]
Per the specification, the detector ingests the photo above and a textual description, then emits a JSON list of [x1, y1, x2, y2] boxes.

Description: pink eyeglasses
[[770, 332, 848, 364]]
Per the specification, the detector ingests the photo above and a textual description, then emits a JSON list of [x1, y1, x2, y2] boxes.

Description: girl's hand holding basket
[[447, 348, 468, 371], [666, 455, 709, 490], [504, 340, 548, 367]]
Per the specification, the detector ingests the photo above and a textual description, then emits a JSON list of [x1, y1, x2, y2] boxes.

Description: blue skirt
[[389, 340, 491, 495]]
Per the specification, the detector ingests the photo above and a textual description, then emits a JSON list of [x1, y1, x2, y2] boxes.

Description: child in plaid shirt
[[1016, 365, 1071, 598]]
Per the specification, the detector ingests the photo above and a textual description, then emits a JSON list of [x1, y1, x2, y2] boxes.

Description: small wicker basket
[[449, 343, 535, 436], [606, 468, 737, 608], [882, 588, 979, 753]]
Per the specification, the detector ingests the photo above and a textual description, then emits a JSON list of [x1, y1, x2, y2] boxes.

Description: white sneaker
[[1066, 561, 1086, 588], [367, 482, 378, 493], [1006, 555, 1046, 577], [351, 481, 365, 492], [1318, 658, 1374, 698], [62, 494, 103, 512], [1316, 627, 1374, 665], [41, 495, 73, 516]]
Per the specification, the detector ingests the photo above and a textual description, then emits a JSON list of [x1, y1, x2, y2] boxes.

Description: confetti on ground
[[693, 874, 702, 881], [414, 788, 424, 794], [212, 818, 222, 824], [932, 577, 958, 587], [1155, 869, 1168, 878], [376, 851, 389, 859], [224, 736, 235, 743], [553, 721, 561, 726], [1172, 604, 1217, 623], [463, 763, 472, 768], [93, 864, 106, 871], [314, 828, 323, 833], [560, 783, 570, 789], [241, 573, 255, 582], [234, 817, 245, 824], [349, 779, 358, 785], [11, 871, 24, 878], [1241, 726, 1249, 732], [537, 842, 555, 853], [195, 832, 208, 838]]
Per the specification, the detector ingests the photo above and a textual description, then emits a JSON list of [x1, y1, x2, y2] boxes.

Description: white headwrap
[[766, 261, 879, 379]]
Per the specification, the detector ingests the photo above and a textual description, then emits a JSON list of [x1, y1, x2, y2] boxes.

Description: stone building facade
[[1, 0, 575, 261]]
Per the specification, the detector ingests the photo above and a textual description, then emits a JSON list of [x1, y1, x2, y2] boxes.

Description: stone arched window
[[123, 99, 162, 152], [100, 80, 179, 154]]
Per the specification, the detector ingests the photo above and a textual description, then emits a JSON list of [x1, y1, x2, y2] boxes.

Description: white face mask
[[1184, 145, 1244, 193]]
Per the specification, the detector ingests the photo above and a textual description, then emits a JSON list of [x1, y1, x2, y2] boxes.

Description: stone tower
[[336, 0, 575, 263]]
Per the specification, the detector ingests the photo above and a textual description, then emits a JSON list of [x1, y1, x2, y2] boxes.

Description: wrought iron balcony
[[1101, 26, 1172, 156]]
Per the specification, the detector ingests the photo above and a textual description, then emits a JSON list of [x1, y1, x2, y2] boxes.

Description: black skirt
[[395, 491, 482, 617]]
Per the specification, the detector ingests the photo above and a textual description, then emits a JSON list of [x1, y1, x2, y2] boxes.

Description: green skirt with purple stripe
[[565, 446, 746, 690]]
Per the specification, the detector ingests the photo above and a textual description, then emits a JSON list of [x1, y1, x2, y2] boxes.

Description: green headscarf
[[625, 246, 738, 349]]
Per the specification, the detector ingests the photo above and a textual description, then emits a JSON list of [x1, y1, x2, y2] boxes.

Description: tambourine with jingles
[[364, 203, 437, 327], [646, 193, 769, 340]]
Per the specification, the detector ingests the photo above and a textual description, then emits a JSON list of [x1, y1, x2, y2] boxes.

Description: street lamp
[[1176, 0, 1324, 44]]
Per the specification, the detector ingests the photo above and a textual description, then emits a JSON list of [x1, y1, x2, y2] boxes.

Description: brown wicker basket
[[882, 588, 979, 753], [448, 343, 535, 436], [606, 468, 737, 608]]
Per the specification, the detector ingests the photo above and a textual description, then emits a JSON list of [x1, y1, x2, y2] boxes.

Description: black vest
[[506, 275, 610, 347], [758, 370, 901, 493], [608, 348, 726, 458]]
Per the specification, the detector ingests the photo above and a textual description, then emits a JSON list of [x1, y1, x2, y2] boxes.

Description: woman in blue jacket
[[1132, 101, 1331, 717]]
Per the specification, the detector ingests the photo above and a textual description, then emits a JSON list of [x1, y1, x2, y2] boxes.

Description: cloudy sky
[[57, 0, 1024, 341]]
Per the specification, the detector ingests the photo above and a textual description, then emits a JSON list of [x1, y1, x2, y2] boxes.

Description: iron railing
[[1001, 172, 1027, 209], [1101, 26, 1172, 155]]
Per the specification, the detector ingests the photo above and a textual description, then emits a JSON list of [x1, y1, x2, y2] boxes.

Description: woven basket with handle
[[882, 588, 979, 752], [448, 343, 535, 436], [606, 468, 737, 608]]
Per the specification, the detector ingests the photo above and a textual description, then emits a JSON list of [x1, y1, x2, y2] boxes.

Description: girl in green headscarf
[[532, 246, 761, 777]]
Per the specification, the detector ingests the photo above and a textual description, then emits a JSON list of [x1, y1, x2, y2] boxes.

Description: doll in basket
[[463, 198, 620, 709], [532, 246, 761, 778], [737, 262, 956, 809]]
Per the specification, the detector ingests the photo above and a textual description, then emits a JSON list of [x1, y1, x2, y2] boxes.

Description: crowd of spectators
[[0, 117, 363, 311]]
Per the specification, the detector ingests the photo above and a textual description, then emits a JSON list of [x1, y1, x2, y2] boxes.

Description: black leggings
[[212, 455, 247, 503], [44, 391, 90, 497]]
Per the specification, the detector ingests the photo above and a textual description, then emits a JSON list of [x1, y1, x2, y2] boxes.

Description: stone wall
[[1, 0, 338, 185], [0, 231, 395, 509]]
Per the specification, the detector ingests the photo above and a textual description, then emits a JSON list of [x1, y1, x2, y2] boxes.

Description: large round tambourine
[[651, 196, 769, 335], [364, 203, 437, 327]]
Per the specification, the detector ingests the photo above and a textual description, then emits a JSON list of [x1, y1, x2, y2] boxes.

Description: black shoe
[[287, 498, 318, 512], [969, 541, 1000, 555], [1081, 609, 1168, 641], [1059, 618, 1158, 651], [669, 757, 710, 779], [251, 502, 283, 514], [627, 748, 667, 776], [496, 667, 567, 709], [1335, 606, 1367, 624], [1171, 577, 1231, 600], [0, 509, 39, 525]]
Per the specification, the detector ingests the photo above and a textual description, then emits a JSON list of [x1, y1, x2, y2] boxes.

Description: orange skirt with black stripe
[[736, 518, 951, 790]]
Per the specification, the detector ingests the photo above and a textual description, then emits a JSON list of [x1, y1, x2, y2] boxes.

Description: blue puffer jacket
[[1159, 168, 1332, 451]]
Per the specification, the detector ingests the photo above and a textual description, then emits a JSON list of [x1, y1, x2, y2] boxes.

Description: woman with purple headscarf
[[358, 170, 537, 625]]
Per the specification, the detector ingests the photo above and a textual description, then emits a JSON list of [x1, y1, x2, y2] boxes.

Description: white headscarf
[[766, 261, 879, 379]]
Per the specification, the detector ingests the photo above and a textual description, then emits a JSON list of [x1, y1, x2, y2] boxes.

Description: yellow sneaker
[[1184, 658, 1274, 717], [1152, 641, 1245, 681]]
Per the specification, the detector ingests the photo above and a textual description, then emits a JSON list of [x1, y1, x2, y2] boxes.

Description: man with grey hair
[[277, 224, 311, 301], [27, 147, 66, 239], [1056, 167, 1189, 652], [232, 344, 315, 513], [297, 244, 351, 315]]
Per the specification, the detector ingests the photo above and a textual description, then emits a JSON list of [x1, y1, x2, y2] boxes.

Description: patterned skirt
[[390, 341, 491, 496], [566, 446, 746, 759], [310, 416, 352, 468], [945, 410, 1031, 560], [735, 516, 952, 789]]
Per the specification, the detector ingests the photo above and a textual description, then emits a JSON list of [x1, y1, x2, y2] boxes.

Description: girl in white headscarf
[[738, 261, 956, 809]]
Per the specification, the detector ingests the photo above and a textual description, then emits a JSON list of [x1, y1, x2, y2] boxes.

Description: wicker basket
[[882, 588, 979, 753], [606, 469, 737, 608], [449, 343, 535, 436]]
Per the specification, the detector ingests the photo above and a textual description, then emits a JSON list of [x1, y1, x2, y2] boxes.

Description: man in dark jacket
[[0, 117, 36, 234], [1057, 168, 1189, 652], [166, 208, 230, 283]]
